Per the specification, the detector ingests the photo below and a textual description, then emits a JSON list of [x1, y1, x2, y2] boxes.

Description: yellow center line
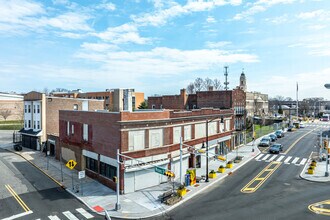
[[284, 129, 315, 154], [5, 184, 30, 212], [241, 161, 282, 193]]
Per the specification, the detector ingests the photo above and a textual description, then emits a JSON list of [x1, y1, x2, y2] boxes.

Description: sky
[[0, 0, 330, 100]]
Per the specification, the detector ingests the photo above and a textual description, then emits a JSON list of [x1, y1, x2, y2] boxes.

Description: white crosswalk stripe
[[276, 155, 285, 162], [256, 154, 308, 166], [255, 154, 264, 161], [300, 158, 308, 165], [76, 208, 93, 219], [48, 216, 61, 220], [266, 155, 277, 162], [284, 156, 292, 164], [261, 154, 271, 161], [63, 211, 79, 220], [291, 157, 299, 164]]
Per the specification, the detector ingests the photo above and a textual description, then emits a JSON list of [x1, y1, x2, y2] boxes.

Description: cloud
[[92, 23, 151, 44], [75, 47, 259, 79], [297, 9, 330, 21], [46, 12, 92, 31], [131, 0, 242, 26], [234, 0, 297, 21], [265, 14, 289, 24], [205, 41, 232, 48], [206, 16, 216, 23], [95, 2, 116, 11], [81, 42, 119, 52]]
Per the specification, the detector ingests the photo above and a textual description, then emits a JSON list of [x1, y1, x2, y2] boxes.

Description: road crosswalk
[[36, 208, 94, 220], [256, 153, 309, 166]]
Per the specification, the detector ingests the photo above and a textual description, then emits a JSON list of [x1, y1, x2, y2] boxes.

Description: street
[[0, 147, 103, 220], [150, 125, 330, 220]]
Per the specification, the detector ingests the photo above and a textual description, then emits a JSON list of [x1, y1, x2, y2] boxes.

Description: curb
[[108, 145, 261, 219], [4, 146, 105, 217], [299, 152, 330, 183], [5, 148, 65, 188]]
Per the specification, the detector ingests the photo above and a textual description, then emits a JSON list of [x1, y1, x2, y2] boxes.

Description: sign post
[[66, 159, 77, 191], [78, 170, 85, 195], [154, 167, 165, 175]]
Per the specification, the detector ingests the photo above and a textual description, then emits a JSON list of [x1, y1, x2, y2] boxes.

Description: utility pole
[[116, 149, 121, 210], [326, 135, 329, 177], [179, 136, 183, 185], [296, 82, 299, 120], [224, 66, 229, 91]]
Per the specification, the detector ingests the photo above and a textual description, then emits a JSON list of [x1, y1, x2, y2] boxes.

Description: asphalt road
[[150, 125, 330, 220], [0, 148, 103, 220]]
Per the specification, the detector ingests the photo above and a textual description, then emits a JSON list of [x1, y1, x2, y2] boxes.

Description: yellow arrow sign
[[66, 159, 77, 170]]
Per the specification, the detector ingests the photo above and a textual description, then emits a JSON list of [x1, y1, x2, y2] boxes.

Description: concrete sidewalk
[[1, 141, 260, 219], [300, 152, 330, 182]]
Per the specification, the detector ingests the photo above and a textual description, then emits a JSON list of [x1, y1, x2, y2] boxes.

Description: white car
[[300, 123, 305, 128]]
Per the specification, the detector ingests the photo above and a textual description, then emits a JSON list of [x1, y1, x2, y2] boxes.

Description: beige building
[[0, 93, 24, 121], [19, 91, 104, 156]]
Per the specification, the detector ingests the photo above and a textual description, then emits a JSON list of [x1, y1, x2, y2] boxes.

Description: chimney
[[208, 86, 214, 91]]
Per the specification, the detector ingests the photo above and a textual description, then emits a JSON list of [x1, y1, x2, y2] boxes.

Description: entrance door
[[50, 143, 55, 156]]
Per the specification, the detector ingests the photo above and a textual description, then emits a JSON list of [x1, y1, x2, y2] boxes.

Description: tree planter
[[177, 188, 187, 197], [308, 168, 314, 174], [311, 160, 317, 167], [218, 167, 226, 173], [226, 162, 233, 169], [209, 172, 217, 179]]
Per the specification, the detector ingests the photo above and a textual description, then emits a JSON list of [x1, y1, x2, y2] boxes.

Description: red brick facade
[[59, 108, 234, 192]]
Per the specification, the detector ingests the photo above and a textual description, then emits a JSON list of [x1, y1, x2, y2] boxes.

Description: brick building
[[51, 89, 144, 111], [19, 91, 104, 157], [59, 108, 234, 193], [0, 93, 24, 121], [148, 88, 246, 147]]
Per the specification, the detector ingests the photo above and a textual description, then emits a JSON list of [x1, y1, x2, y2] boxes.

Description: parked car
[[275, 130, 284, 138], [299, 123, 305, 128], [288, 125, 294, 132], [269, 134, 277, 142], [258, 137, 271, 147], [269, 143, 283, 154]]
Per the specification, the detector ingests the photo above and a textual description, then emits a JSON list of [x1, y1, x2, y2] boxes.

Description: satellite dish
[[325, 84, 330, 89]]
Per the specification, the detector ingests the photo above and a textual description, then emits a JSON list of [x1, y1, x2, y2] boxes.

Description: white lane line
[[261, 154, 271, 161], [2, 211, 33, 220], [255, 154, 264, 161], [300, 158, 308, 166], [266, 155, 278, 162], [291, 157, 300, 164], [62, 211, 79, 220], [276, 155, 285, 162], [76, 208, 93, 219], [48, 216, 61, 220], [284, 156, 292, 164]]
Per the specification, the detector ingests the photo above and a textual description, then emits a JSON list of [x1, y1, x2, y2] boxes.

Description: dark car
[[269, 143, 283, 154], [258, 137, 271, 147], [288, 126, 294, 132], [269, 134, 277, 142], [275, 130, 284, 138]]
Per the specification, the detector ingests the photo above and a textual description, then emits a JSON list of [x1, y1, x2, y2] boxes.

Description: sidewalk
[[1, 141, 260, 219], [300, 152, 330, 182]]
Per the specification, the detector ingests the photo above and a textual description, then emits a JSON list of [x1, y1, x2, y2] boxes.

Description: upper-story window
[[149, 129, 163, 148], [37, 121, 40, 130], [67, 121, 70, 136], [184, 125, 191, 141], [28, 120, 31, 128], [24, 105, 27, 113], [152, 104, 155, 109], [33, 120, 36, 129], [73, 104, 78, 110], [28, 105, 31, 113], [33, 105, 36, 113], [71, 124, 74, 135], [173, 126, 181, 144], [128, 130, 145, 151], [24, 120, 27, 128], [83, 124, 88, 141], [37, 105, 40, 113]]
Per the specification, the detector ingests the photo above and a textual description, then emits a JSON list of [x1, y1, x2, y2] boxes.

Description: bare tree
[[204, 77, 214, 90], [0, 110, 12, 121], [194, 78, 204, 91], [213, 79, 222, 90], [43, 87, 49, 95], [285, 97, 293, 101], [186, 83, 195, 94]]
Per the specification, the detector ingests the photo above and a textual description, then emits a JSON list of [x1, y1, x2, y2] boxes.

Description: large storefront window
[[86, 157, 98, 172], [100, 162, 116, 179]]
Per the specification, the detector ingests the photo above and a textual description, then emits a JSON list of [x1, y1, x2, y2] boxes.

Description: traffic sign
[[155, 167, 165, 175], [66, 159, 77, 170], [78, 170, 85, 179]]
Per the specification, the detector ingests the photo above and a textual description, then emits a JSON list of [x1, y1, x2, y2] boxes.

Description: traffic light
[[164, 171, 175, 178], [324, 140, 328, 149], [112, 176, 118, 183]]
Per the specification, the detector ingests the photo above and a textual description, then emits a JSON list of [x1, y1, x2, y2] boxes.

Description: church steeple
[[239, 69, 247, 91]]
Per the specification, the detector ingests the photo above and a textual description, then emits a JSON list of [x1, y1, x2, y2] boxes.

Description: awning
[[18, 128, 42, 137]]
